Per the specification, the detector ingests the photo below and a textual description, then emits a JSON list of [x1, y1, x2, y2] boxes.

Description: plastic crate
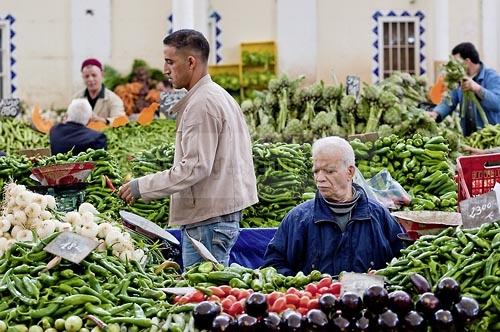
[[456, 153, 500, 203]]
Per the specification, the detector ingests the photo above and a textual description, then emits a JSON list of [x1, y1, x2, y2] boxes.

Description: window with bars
[[0, 20, 10, 99], [378, 16, 419, 79]]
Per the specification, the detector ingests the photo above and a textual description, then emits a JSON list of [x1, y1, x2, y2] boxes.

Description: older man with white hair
[[49, 98, 107, 155], [263, 136, 404, 276]]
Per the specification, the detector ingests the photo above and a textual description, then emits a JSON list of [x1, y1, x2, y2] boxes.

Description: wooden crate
[[209, 64, 241, 76]]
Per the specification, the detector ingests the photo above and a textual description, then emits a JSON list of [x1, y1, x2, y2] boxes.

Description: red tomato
[[285, 293, 300, 307], [297, 307, 309, 316], [208, 286, 226, 298], [267, 291, 282, 306], [329, 282, 342, 296], [221, 298, 234, 311], [286, 287, 300, 296], [317, 286, 330, 295], [302, 291, 313, 299], [220, 285, 232, 296], [188, 290, 205, 303], [207, 295, 221, 302], [305, 283, 318, 296], [286, 304, 297, 311], [227, 301, 244, 317], [307, 298, 319, 310], [174, 295, 181, 303], [237, 289, 251, 301], [225, 295, 237, 303], [230, 288, 242, 299], [177, 295, 190, 304], [299, 296, 311, 308], [316, 276, 332, 289], [270, 297, 287, 313]]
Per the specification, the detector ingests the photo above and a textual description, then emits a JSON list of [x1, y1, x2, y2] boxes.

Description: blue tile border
[[372, 10, 426, 82], [2, 14, 16, 96]]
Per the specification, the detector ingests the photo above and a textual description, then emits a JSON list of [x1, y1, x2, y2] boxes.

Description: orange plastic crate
[[456, 153, 500, 203]]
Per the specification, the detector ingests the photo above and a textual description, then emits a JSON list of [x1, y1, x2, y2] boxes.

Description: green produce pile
[[242, 50, 275, 68], [0, 118, 49, 154], [182, 261, 322, 293], [0, 154, 35, 193], [104, 119, 177, 175], [464, 124, 500, 150], [212, 73, 241, 92], [0, 233, 180, 330], [352, 134, 458, 211], [377, 222, 500, 330], [240, 72, 454, 144], [242, 142, 314, 228]]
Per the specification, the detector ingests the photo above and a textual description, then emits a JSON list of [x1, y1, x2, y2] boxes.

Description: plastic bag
[[354, 168, 411, 210]]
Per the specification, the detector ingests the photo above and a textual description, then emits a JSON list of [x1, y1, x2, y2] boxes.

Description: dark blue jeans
[[181, 211, 241, 269]]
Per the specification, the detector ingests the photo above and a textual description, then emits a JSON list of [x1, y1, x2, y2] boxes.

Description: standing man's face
[[163, 45, 192, 90], [81, 65, 103, 94]]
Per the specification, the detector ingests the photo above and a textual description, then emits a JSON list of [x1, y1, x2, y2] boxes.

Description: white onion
[[78, 202, 99, 215]]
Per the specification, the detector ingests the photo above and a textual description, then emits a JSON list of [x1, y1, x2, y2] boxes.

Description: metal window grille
[[379, 16, 419, 79]]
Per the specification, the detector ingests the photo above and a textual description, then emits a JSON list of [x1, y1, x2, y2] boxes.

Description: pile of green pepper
[[352, 133, 458, 211], [181, 261, 322, 293], [464, 124, 500, 150], [0, 232, 181, 330], [377, 222, 500, 330], [0, 118, 49, 154]]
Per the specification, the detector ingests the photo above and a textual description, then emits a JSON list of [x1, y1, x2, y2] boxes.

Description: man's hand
[[118, 181, 136, 204], [461, 77, 482, 95], [427, 111, 439, 120]]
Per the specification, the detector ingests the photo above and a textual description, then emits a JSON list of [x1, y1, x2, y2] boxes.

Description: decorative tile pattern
[[372, 10, 426, 82], [2, 14, 16, 96], [167, 14, 173, 35]]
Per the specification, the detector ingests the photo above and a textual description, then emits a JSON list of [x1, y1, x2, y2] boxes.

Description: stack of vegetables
[[0, 118, 49, 154], [352, 134, 458, 211], [242, 142, 313, 228], [0, 154, 35, 195], [377, 222, 500, 330], [464, 124, 500, 150], [104, 59, 165, 116]]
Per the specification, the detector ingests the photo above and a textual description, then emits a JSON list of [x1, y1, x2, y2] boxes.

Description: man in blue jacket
[[429, 42, 500, 136], [49, 99, 107, 155], [263, 136, 404, 276]]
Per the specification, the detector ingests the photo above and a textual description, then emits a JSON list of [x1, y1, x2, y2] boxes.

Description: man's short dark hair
[[163, 29, 210, 63], [452, 42, 480, 64]]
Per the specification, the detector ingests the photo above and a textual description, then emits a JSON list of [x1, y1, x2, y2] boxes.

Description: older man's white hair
[[67, 99, 92, 125], [312, 136, 355, 167]]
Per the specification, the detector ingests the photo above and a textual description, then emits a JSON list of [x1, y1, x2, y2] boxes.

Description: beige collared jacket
[[74, 87, 125, 123], [136, 74, 258, 226]]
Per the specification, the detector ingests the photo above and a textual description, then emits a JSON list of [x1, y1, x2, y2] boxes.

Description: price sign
[[44, 231, 99, 263], [346, 75, 361, 100], [340, 272, 384, 297], [459, 191, 500, 229], [159, 90, 186, 117], [0, 98, 21, 117]]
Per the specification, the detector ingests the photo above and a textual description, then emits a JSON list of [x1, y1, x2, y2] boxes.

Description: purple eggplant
[[318, 293, 338, 316], [211, 314, 235, 332], [432, 309, 455, 332], [245, 292, 268, 318], [353, 315, 370, 331], [387, 290, 413, 316], [194, 301, 221, 330], [339, 292, 363, 319], [363, 285, 389, 314], [262, 312, 281, 331], [237, 314, 258, 332], [305, 309, 328, 332], [377, 309, 400, 332], [451, 296, 480, 327], [403, 310, 426, 332], [415, 292, 441, 319], [281, 309, 302, 332], [331, 315, 350, 332], [435, 278, 461, 308], [409, 273, 431, 294]]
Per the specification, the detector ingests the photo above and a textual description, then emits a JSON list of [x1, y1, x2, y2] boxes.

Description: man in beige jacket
[[118, 29, 258, 268], [74, 58, 125, 125]]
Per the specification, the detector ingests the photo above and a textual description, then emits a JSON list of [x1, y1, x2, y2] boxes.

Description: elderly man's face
[[313, 152, 355, 202], [82, 65, 103, 94]]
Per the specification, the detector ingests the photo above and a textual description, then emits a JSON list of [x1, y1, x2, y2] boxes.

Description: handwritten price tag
[[44, 231, 99, 263], [0, 98, 20, 117], [459, 191, 500, 229]]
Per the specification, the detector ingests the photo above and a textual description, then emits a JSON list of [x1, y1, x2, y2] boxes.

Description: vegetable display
[[377, 222, 500, 330], [464, 124, 500, 150], [0, 118, 48, 154]]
